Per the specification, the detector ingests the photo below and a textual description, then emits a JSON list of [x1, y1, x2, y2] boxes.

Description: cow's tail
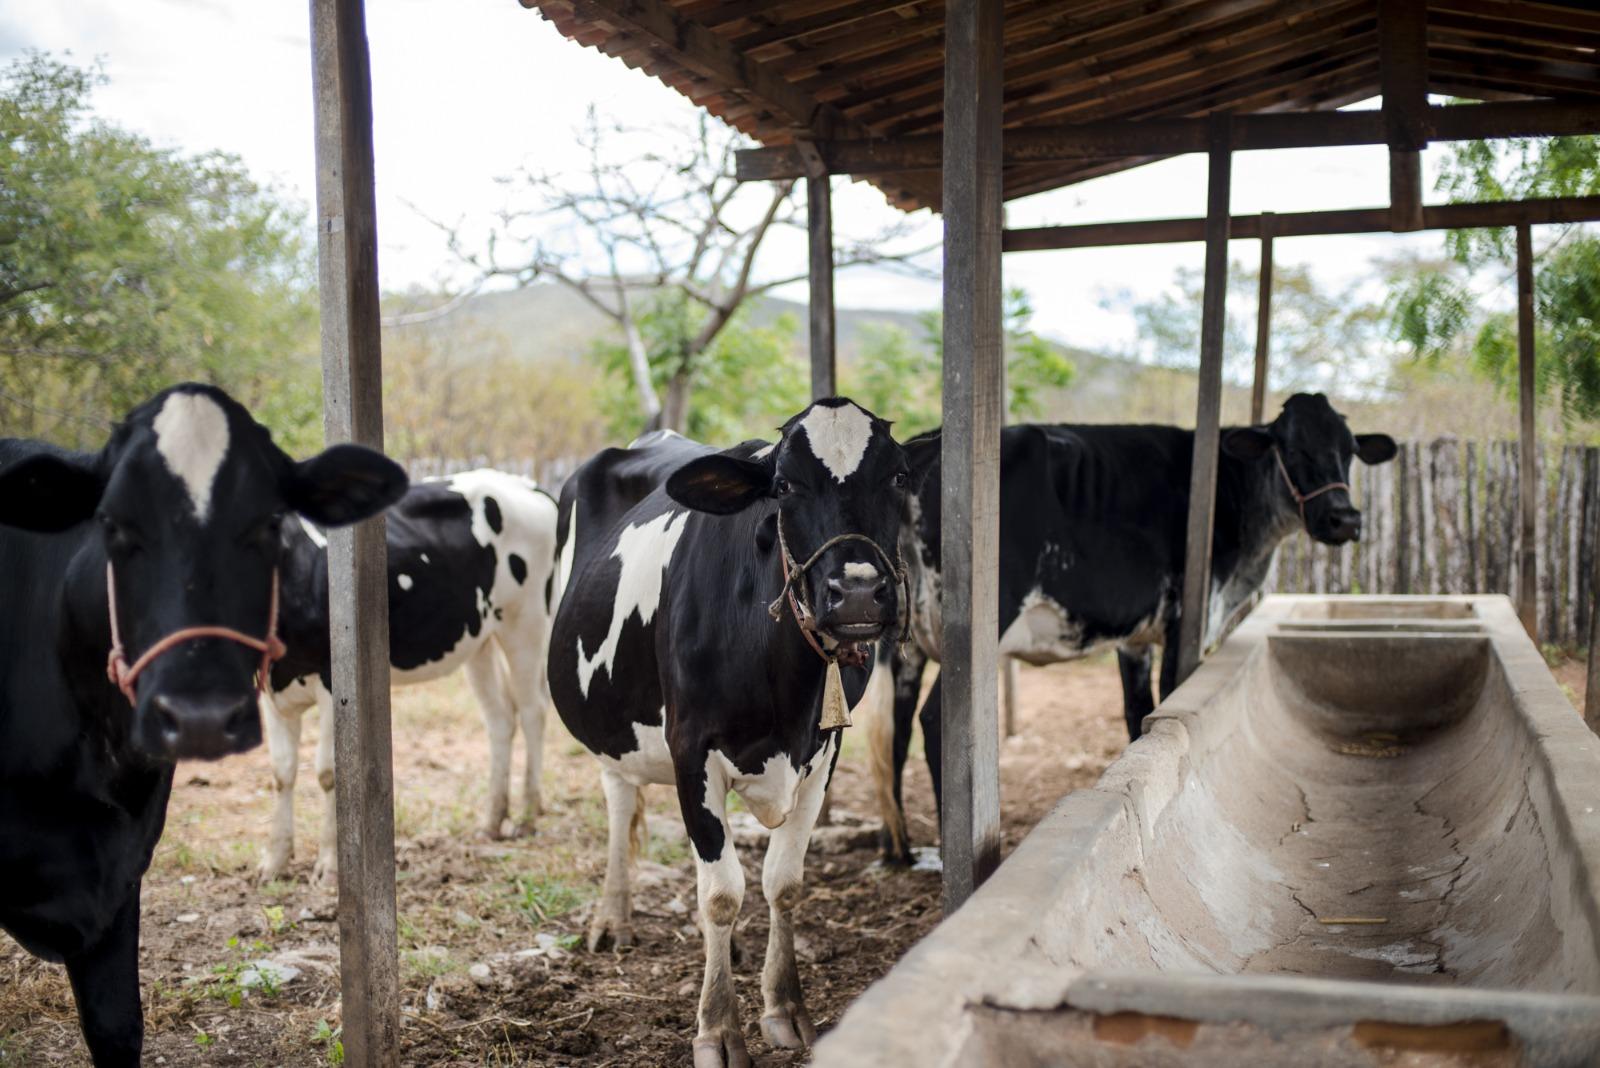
[[859, 650, 906, 860], [628, 788, 648, 864]]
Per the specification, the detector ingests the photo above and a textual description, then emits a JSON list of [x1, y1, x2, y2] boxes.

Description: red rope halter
[[105, 561, 287, 705], [1272, 446, 1350, 522]]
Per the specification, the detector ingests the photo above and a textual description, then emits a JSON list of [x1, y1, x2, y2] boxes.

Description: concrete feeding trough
[[818, 596, 1600, 1067]]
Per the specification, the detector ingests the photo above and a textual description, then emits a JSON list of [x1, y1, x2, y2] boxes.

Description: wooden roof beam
[[736, 99, 1600, 180], [1002, 195, 1600, 251], [1380, 0, 1427, 231]]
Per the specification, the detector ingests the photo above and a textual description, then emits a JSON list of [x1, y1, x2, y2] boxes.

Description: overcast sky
[[3, 0, 1456, 354]]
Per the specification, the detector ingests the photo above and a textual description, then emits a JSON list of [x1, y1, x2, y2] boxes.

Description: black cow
[[259, 469, 559, 884], [874, 393, 1396, 861], [549, 401, 931, 1068], [0, 384, 405, 1066]]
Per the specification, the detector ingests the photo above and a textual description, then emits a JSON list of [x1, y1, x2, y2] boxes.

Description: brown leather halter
[[1272, 446, 1350, 523], [105, 561, 287, 705], [766, 512, 908, 670]]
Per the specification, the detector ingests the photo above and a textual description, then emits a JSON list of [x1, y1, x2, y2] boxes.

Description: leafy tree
[[1385, 131, 1600, 420], [588, 290, 807, 444], [844, 288, 1075, 436], [1, 53, 318, 449]]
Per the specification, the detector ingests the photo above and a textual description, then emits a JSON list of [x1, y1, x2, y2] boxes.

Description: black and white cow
[[549, 400, 930, 1068], [258, 469, 558, 883], [873, 393, 1396, 861], [0, 384, 405, 1066]]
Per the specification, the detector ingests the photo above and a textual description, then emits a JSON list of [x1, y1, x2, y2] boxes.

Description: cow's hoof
[[479, 820, 508, 841], [692, 1029, 751, 1068], [760, 1005, 816, 1050], [587, 915, 633, 953], [311, 855, 338, 888], [256, 854, 289, 886]]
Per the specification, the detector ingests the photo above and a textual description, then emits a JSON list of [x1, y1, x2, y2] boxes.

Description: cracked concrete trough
[[817, 596, 1600, 1066]]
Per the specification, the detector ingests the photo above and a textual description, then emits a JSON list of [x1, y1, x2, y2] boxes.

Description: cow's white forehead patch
[[797, 403, 873, 482], [843, 562, 879, 580], [153, 392, 230, 522]]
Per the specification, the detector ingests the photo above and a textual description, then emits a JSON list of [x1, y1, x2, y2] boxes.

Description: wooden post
[[1380, 0, 1427, 232], [1517, 222, 1539, 639], [806, 171, 836, 398], [310, 2, 398, 1064], [1175, 113, 1233, 687], [1251, 214, 1274, 425], [939, 0, 1003, 914]]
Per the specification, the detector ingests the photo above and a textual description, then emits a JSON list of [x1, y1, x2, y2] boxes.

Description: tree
[[444, 108, 930, 433], [1385, 131, 1600, 420], [844, 288, 1076, 437], [1108, 261, 1391, 400], [0, 53, 319, 450]]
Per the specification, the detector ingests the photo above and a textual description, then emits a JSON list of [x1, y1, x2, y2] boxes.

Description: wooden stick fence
[[1269, 439, 1598, 647]]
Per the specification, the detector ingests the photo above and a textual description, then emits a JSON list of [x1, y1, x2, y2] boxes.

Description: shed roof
[[523, 0, 1600, 212]]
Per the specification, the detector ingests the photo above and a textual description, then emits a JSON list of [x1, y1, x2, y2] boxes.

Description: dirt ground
[[1, 649, 1590, 1066]]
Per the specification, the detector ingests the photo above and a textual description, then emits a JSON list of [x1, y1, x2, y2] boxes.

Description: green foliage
[[0, 52, 319, 449], [511, 875, 590, 926], [845, 289, 1075, 433], [590, 291, 806, 443], [1387, 125, 1600, 420], [312, 1020, 345, 1066]]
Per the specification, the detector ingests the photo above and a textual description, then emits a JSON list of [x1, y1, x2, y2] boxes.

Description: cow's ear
[[0, 453, 105, 533], [286, 444, 408, 527], [1222, 428, 1275, 461], [1355, 434, 1398, 465], [903, 432, 941, 492], [667, 455, 770, 515]]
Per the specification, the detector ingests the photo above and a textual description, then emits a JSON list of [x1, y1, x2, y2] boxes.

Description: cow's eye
[[245, 514, 284, 552], [892, 471, 909, 490], [100, 515, 138, 555], [773, 477, 792, 498]]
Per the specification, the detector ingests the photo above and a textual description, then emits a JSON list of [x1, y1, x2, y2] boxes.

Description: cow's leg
[[680, 756, 749, 1068], [503, 629, 550, 833], [65, 892, 143, 1068], [259, 692, 303, 883], [312, 684, 338, 886], [1117, 646, 1156, 741], [887, 645, 926, 862], [758, 738, 830, 1051], [1157, 618, 1182, 702], [918, 671, 944, 820], [465, 643, 516, 839], [589, 766, 642, 952]]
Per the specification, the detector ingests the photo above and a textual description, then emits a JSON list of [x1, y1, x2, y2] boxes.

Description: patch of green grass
[[192, 1029, 216, 1050], [190, 937, 277, 1008], [511, 875, 591, 926], [402, 946, 456, 980], [258, 879, 294, 901], [312, 1019, 344, 1066], [648, 834, 688, 867]]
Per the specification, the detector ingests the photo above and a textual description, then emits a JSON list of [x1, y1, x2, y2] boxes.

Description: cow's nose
[[1327, 508, 1362, 542], [824, 572, 889, 623], [146, 692, 261, 760]]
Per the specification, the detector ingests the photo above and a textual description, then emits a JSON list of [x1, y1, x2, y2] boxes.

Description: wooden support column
[[1251, 213, 1275, 425], [310, 1, 399, 1064], [1176, 114, 1233, 688], [1380, 0, 1427, 232], [806, 172, 836, 398], [939, 0, 1003, 914], [1517, 222, 1539, 639]]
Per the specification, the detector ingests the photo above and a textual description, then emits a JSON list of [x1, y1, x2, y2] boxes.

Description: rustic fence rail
[[1268, 439, 1598, 647], [410, 439, 1599, 647]]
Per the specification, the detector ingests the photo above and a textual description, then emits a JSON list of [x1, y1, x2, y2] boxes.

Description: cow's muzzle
[[138, 690, 263, 761]]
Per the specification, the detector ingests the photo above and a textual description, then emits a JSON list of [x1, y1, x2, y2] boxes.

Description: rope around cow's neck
[[1271, 446, 1350, 523], [105, 561, 287, 706]]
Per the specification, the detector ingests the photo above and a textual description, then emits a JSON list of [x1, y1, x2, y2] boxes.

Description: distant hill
[[382, 281, 1562, 443]]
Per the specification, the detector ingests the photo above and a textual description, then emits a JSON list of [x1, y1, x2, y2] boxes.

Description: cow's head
[[1223, 392, 1397, 545], [665, 398, 937, 645], [0, 384, 407, 761]]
